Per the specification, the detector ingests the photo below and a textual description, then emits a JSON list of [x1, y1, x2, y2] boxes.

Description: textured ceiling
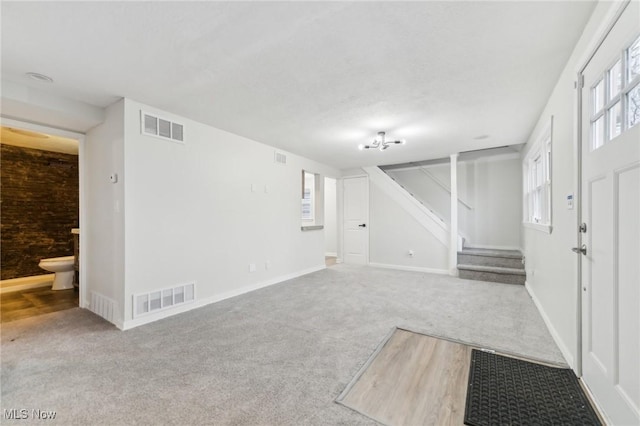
[[1, 2, 596, 169]]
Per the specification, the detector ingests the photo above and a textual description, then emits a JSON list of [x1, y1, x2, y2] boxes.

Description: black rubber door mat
[[464, 349, 602, 426]]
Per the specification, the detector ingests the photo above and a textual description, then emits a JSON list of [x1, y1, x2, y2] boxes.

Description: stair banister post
[[450, 153, 459, 276]]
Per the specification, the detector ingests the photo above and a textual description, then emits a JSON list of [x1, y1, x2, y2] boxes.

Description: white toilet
[[38, 256, 75, 290]]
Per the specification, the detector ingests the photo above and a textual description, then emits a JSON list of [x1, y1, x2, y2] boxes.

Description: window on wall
[[590, 34, 640, 150], [523, 117, 553, 233], [301, 170, 324, 230], [301, 172, 315, 221]]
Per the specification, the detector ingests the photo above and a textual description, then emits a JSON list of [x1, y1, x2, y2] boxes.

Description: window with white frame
[[301, 171, 315, 221], [301, 170, 324, 230], [523, 117, 552, 233], [590, 34, 640, 150]]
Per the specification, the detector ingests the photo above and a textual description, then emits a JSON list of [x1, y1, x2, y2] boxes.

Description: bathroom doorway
[[0, 119, 85, 323]]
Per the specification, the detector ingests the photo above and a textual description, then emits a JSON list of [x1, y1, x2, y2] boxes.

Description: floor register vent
[[141, 110, 184, 143], [133, 282, 195, 318]]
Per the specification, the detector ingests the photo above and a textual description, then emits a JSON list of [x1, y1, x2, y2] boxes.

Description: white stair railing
[[417, 168, 473, 210], [376, 167, 471, 246]]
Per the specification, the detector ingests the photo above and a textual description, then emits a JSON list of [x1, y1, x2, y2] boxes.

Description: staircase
[[363, 166, 452, 247], [457, 248, 525, 285]]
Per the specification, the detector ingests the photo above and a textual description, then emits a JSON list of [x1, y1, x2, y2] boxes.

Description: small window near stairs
[[523, 116, 552, 233]]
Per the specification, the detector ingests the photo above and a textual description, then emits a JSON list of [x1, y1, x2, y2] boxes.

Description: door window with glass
[[590, 34, 640, 150]]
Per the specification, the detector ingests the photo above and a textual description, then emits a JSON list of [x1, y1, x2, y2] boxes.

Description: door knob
[[571, 244, 587, 255], [358, 223, 367, 228]]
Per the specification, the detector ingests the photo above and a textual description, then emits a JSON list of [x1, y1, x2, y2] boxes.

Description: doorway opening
[[0, 121, 85, 323]]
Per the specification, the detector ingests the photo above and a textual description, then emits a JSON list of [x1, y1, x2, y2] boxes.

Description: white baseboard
[[464, 244, 523, 252], [525, 281, 575, 369], [0, 274, 55, 294], [369, 262, 449, 275], [578, 377, 611, 425], [120, 264, 326, 331], [324, 252, 338, 257]]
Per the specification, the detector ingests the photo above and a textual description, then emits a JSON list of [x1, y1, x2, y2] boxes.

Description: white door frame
[[341, 174, 369, 265], [323, 176, 339, 259], [0, 117, 88, 309]]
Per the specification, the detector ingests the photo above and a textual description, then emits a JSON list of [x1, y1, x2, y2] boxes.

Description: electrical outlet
[[408, 250, 415, 257], [249, 263, 256, 273], [265, 260, 271, 270]]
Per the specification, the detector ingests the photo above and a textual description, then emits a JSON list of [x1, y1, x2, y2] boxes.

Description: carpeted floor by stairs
[[1, 264, 562, 425]]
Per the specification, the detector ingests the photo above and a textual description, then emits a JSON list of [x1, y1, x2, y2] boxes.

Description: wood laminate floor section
[[1, 287, 78, 323], [338, 329, 472, 426]]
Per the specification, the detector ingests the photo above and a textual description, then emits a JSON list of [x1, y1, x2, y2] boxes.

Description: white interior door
[[580, 3, 640, 424], [343, 176, 369, 265]]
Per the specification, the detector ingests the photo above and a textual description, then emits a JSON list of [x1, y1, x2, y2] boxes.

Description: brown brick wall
[[1, 144, 79, 280]]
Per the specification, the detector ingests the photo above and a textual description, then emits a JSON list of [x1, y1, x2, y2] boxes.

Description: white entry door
[[343, 176, 369, 265], [580, 3, 639, 424]]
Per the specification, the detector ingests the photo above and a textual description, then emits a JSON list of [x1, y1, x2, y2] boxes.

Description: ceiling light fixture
[[25, 72, 54, 83], [358, 131, 406, 151]]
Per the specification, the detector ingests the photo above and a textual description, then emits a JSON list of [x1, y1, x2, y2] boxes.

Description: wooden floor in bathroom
[[1, 287, 78, 323]]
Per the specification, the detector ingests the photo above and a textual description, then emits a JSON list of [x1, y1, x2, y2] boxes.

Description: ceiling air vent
[[274, 151, 287, 165], [141, 110, 184, 143]]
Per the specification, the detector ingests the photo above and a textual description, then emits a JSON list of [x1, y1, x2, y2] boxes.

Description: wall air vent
[[141, 110, 184, 143], [133, 282, 195, 318], [274, 151, 287, 165]]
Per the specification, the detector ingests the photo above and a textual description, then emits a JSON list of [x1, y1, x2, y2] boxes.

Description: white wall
[[324, 177, 337, 256], [122, 99, 339, 327], [84, 99, 125, 321], [368, 180, 449, 273], [470, 156, 522, 249], [522, 1, 614, 369], [388, 155, 522, 250]]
